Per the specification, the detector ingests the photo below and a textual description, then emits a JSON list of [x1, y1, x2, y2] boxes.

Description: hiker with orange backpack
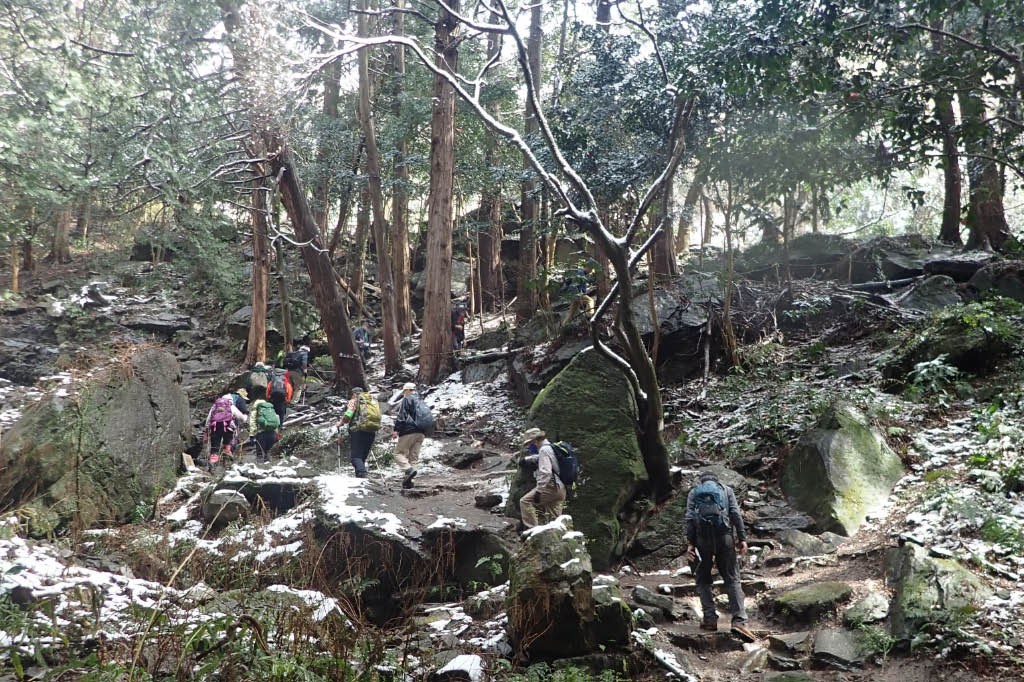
[[266, 369, 293, 426], [203, 394, 246, 471]]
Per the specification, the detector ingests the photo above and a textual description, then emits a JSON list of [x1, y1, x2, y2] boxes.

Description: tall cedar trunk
[[515, 0, 542, 322], [77, 196, 92, 246], [702, 194, 713, 245], [22, 237, 33, 274], [245, 176, 270, 365], [271, 145, 366, 387], [313, 53, 342, 239], [811, 186, 820, 233], [328, 142, 364, 260], [418, 0, 459, 384], [270, 190, 295, 353], [49, 206, 72, 264], [782, 192, 796, 285], [391, 0, 413, 337], [961, 92, 1010, 250], [930, 25, 963, 245], [676, 166, 705, 253], [478, 21, 504, 312], [9, 240, 19, 293], [596, 0, 611, 27], [652, 152, 684, 277], [350, 187, 370, 310], [358, 0, 401, 372]]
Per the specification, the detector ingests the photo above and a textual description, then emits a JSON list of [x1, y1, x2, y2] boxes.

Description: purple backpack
[[209, 396, 235, 428]]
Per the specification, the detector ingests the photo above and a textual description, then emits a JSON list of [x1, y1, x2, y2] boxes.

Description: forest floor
[[2, 247, 1023, 682]]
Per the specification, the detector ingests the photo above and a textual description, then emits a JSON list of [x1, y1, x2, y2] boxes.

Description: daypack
[[692, 480, 730, 535], [550, 441, 579, 486], [412, 398, 435, 436], [351, 392, 381, 432], [209, 396, 235, 429], [255, 401, 281, 432], [268, 371, 289, 401], [284, 351, 304, 370], [248, 366, 270, 395]]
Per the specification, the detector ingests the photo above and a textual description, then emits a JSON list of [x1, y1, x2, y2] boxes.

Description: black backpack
[[269, 371, 288, 400], [692, 480, 730, 536], [550, 441, 579, 485], [283, 351, 303, 370]]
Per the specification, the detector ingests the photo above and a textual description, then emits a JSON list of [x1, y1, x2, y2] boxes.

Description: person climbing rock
[[392, 382, 433, 489], [284, 345, 310, 403], [451, 303, 468, 349], [204, 394, 246, 471], [353, 321, 373, 364], [518, 427, 566, 528], [248, 395, 281, 463], [684, 471, 755, 642], [229, 388, 249, 454], [266, 369, 292, 426], [337, 386, 381, 478]]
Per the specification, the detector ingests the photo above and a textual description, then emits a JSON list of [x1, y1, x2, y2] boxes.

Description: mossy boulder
[[781, 402, 903, 536], [881, 300, 1023, 382], [772, 581, 853, 623], [505, 350, 649, 569], [885, 544, 991, 640], [507, 516, 631, 660], [0, 349, 190, 536]]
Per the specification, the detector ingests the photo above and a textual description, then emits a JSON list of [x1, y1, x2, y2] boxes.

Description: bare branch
[[68, 38, 134, 57]]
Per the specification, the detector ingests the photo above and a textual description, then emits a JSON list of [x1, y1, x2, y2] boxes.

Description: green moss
[[507, 350, 648, 570], [773, 581, 853, 622]]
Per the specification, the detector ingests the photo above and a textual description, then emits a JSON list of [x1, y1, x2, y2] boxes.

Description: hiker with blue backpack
[[518, 427, 579, 528], [391, 382, 434, 489], [684, 472, 755, 643]]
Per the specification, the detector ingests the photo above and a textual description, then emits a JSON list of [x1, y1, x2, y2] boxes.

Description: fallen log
[[845, 276, 922, 293]]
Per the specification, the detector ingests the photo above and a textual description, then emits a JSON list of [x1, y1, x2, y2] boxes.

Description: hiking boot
[[402, 468, 418, 489], [699, 622, 718, 632], [731, 624, 756, 643]]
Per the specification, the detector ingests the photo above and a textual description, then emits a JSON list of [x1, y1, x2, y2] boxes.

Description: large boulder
[[966, 261, 1024, 303], [0, 349, 190, 535], [835, 236, 935, 283], [505, 350, 649, 569], [506, 516, 631, 660], [894, 275, 961, 312], [881, 300, 1022, 380], [885, 544, 991, 640], [923, 252, 997, 281], [781, 403, 903, 535]]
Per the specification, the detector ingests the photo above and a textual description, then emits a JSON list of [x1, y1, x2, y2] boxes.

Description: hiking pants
[[287, 369, 305, 401], [520, 484, 567, 528], [254, 430, 278, 462], [350, 430, 376, 478], [394, 433, 425, 469], [694, 532, 747, 625], [270, 396, 287, 425], [209, 425, 234, 456]]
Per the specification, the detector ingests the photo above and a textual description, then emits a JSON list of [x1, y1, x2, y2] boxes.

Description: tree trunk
[[391, 0, 413, 337], [350, 186, 370, 311], [49, 206, 72, 264], [358, 0, 401, 373], [245, 176, 270, 366], [702, 194, 713, 245], [271, 145, 366, 388], [676, 166, 705, 254], [21, 237, 33, 274], [418, 0, 460, 384], [596, 0, 611, 28], [77, 196, 92, 246], [327, 141, 364, 260], [516, 0, 542, 322], [271, 189, 295, 353], [9, 240, 19, 294], [961, 92, 1010, 250], [478, 21, 504, 313], [313, 53, 342, 240], [935, 91, 963, 245]]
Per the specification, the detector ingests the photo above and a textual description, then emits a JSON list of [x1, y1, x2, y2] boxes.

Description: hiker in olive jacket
[[518, 427, 566, 528], [337, 387, 377, 478], [684, 472, 755, 642]]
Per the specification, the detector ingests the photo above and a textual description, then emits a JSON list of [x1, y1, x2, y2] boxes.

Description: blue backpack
[[693, 480, 730, 535], [551, 441, 579, 485]]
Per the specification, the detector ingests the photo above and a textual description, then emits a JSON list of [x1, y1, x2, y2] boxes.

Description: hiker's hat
[[299, 345, 310, 352], [522, 427, 545, 444], [236, 388, 248, 400], [351, 386, 364, 394], [402, 382, 416, 391]]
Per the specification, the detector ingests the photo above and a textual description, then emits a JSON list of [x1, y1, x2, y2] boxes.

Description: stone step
[[658, 579, 769, 598]]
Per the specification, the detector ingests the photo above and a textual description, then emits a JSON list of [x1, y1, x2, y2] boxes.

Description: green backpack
[[255, 401, 281, 432], [351, 392, 381, 432]]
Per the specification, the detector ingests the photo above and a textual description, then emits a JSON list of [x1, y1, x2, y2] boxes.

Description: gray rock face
[[812, 628, 864, 671], [123, 313, 194, 336], [778, 529, 835, 556], [781, 402, 903, 535], [773, 581, 853, 623], [967, 261, 1024, 302], [924, 252, 997, 281], [0, 349, 190, 536], [885, 544, 992, 640], [769, 631, 811, 656], [630, 585, 675, 616], [896, 275, 961, 311], [201, 488, 249, 527], [506, 516, 631, 660], [842, 592, 889, 626]]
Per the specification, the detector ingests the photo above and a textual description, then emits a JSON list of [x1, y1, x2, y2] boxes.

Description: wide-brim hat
[[236, 388, 248, 400], [521, 427, 545, 444]]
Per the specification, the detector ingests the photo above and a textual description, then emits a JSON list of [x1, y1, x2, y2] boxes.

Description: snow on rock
[[266, 584, 345, 622], [435, 654, 485, 682], [315, 472, 404, 537]]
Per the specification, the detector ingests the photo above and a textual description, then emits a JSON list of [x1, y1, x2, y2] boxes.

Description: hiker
[[337, 386, 381, 478], [284, 345, 310, 403], [451, 303, 468, 349], [353, 321, 372, 363], [518, 427, 567, 528], [247, 396, 281, 463], [247, 362, 271, 398], [392, 382, 433, 489], [266, 369, 293, 425], [684, 472, 755, 642], [229, 388, 250, 453], [562, 262, 595, 327], [203, 394, 246, 470]]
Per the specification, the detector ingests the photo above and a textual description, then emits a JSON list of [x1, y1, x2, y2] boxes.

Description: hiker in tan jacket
[[518, 427, 567, 528]]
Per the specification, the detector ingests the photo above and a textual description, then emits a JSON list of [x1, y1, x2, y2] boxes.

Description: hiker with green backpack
[[247, 396, 281, 463], [337, 386, 381, 478], [684, 471, 755, 643]]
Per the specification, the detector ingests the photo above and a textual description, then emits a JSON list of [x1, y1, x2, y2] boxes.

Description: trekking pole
[[366, 445, 389, 486]]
